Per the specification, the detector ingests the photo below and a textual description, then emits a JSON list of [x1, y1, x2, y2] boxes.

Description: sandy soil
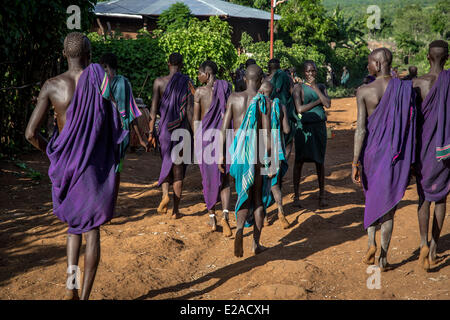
[[0, 97, 448, 300]]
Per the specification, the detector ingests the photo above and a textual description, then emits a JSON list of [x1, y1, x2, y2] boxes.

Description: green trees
[[430, 0, 450, 38], [159, 16, 237, 83], [157, 2, 193, 32], [1, 0, 96, 156], [278, 0, 336, 48]]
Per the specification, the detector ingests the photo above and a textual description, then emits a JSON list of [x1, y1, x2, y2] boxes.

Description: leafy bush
[[157, 2, 193, 32], [159, 16, 237, 84], [89, 32, 167, 105]]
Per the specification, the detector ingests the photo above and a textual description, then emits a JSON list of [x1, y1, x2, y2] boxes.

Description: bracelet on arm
[[352, 161, 360, 167]]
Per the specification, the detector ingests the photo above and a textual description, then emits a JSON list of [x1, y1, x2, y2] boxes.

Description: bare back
[[43, 71, 83, 132], [357, 77, 391, 117], [413, 73, 439, 103]]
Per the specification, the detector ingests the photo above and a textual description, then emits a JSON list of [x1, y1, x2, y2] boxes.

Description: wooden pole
[[270, 2, 274, 59]]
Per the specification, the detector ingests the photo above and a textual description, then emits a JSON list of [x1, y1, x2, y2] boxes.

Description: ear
[[62, 49, 67, 58], [376, 60, 381, 72]]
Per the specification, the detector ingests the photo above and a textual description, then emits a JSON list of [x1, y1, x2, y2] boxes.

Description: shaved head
[[245, 64, 263, 81], [369, 48, 393, 67], [268, 58, 280, 72], [64, 32, 90, 58], [259, 81, 273, 96], [428, 40, 449, 63], [199, 60, 218, 75]]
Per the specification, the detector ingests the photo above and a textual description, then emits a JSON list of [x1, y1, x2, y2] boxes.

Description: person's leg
[[417, 195, 431, 270], [292, 161, 304, 207], [253, 169, 267, 254], [271, 176, 289, 229], [234, 206, 248, 258], [363, 224, 377, 265], [315, 162, 327, 207], [157, 180, 170, 214], [113, 171, 121, 217], [429, 197, 447, 264], [80, 228, 100, 300], [220, 173, 232, 237], [378, 209, 395, 271], [171, 164, 184, 219], [65, 233, 82, 300], [208, 207, 217, 232]]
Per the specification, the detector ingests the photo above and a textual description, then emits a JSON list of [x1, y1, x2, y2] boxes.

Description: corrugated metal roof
[[95, 0, 281, 20]]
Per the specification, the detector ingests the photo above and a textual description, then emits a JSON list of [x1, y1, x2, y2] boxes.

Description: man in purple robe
[[149, 53, 194, 219], [25, 32, 126, 300], [352, 48, 416, 271], [193, 61, 233, 236], [412, 40, 449, 271]]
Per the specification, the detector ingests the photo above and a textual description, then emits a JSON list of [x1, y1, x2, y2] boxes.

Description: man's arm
[[280, 104, 291, 135], [292, 85, 321, 114], [148, 78, 161, 148], [352, 87, 368, 184], [131, 120, 149, 152], [218, 96, 234, 173], [193, 88, 202, 135], [25, 81, 52, 153]]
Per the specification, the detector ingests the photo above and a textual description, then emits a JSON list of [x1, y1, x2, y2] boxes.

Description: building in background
[[92, 0, 281, 46]]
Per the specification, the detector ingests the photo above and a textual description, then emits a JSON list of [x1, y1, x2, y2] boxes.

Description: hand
[[352, 164, 361, 185], [140, 139, 150, 152], [148, 132, 157, 150], [218, 156, 225, 173]]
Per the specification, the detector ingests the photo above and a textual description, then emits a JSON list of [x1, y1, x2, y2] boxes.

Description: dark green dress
[[294, 84, 327, 164], [270, 69, 296, 146]]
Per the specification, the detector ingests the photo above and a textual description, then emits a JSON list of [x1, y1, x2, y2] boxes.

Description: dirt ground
[[0, 97, 448, 300]]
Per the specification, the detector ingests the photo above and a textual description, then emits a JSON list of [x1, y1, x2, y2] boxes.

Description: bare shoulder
[[356, 82, 374, 98], [414, 73, 435, 87]]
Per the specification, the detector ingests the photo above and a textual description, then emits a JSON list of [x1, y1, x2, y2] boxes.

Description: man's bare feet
[[418, 245, 430, 271], [209, 215, 217, 232], [222, 218, 232, 237], [292, 196, 303, 208], [378, 257, 393, 272], [429, 255, 445, 267], [264, 215, 270, 226], [363, 245, 377, 265], [171, 211, 182, 219], [278, 212, 290, 229], [253, 244, 268, 255], [64, 289, 79, 300], [157, 195, 170, 214], [234, 229, 244, 257]]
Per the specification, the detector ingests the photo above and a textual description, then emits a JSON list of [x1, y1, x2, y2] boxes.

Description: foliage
[[430, 0, 450, 38], [88, 32, 167, 105], [0, 0, 96, 156], [278, 0, 336, 48], [159, 16, 237, 84], [329, 5, 366, 49], [238, 36, 327, 82], [157, 2, 193, 32], [327, 86, 356, 99]]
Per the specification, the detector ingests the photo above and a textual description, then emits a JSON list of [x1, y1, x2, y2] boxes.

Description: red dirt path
[[0, 97, 448, 300]]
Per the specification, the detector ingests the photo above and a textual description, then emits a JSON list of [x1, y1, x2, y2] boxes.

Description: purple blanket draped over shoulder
[[157, 72, 190, 185], [46, 63, 127, 234], [194, 80, 231, 210], [361, 78, 416, 229], [416, 70, 450, 201]]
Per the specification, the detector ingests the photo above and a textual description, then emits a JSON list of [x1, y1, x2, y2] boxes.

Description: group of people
[[24, 31, 448, 300], [352, 41, 449, 272]]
